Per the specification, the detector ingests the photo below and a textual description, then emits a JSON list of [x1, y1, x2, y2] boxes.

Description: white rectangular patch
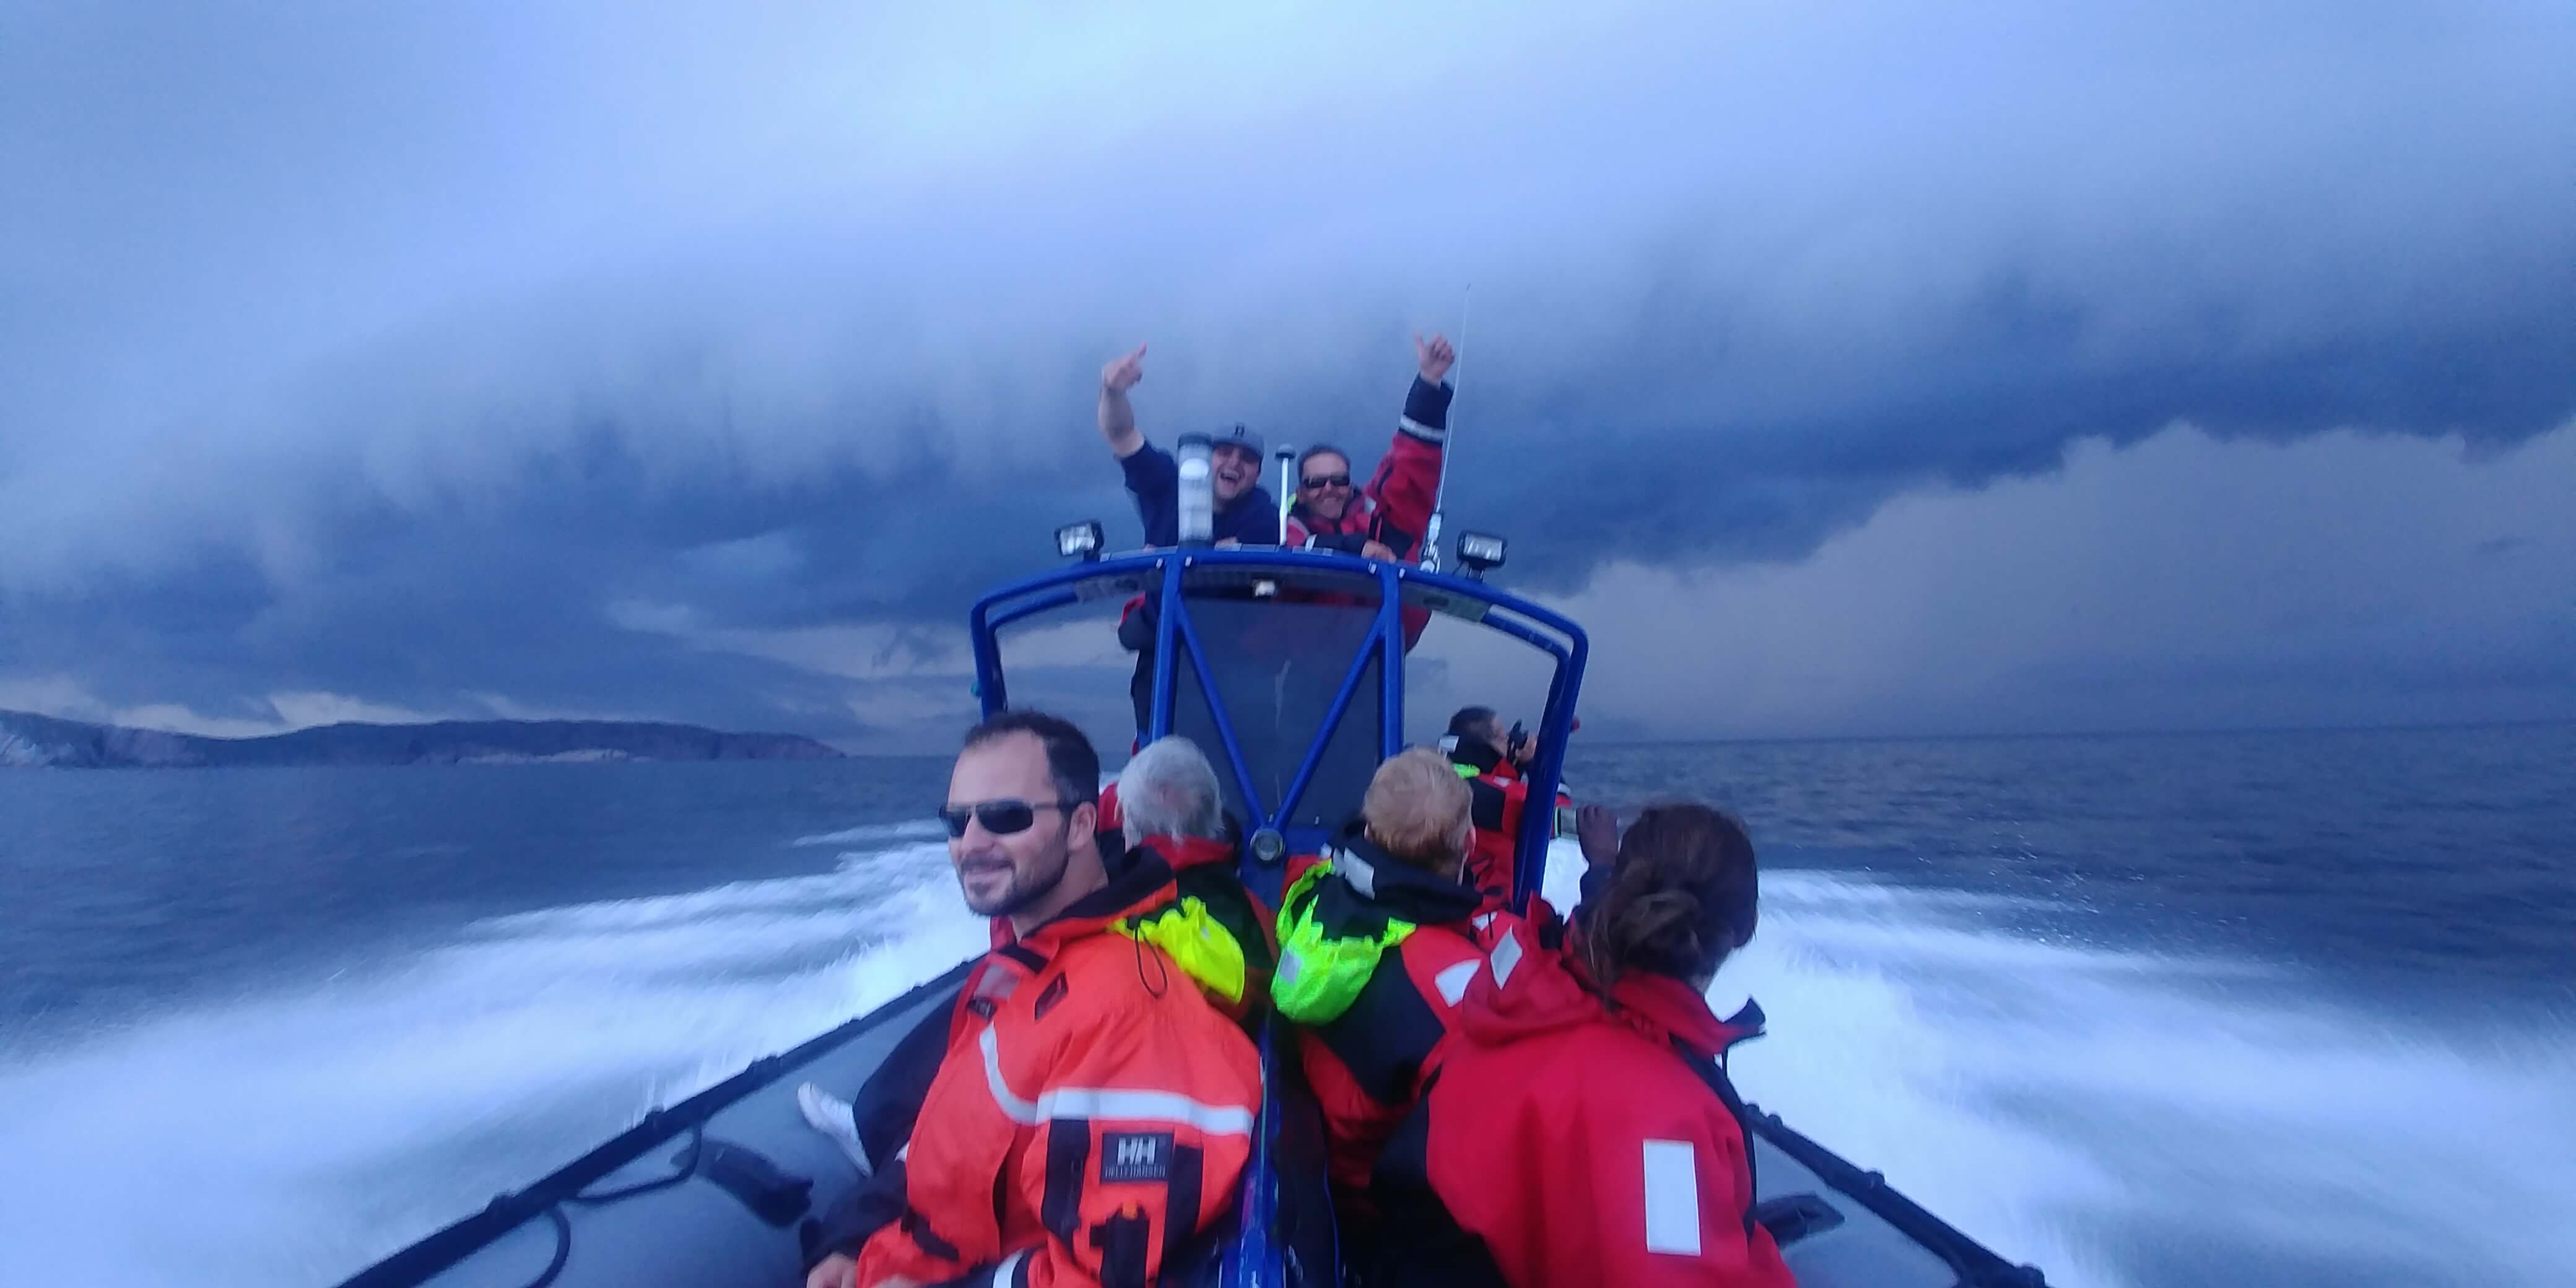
[[1642, 1139, 1702, 1256], [1433, 960, 1478, 1006], [1487, 929, 1524, 988]]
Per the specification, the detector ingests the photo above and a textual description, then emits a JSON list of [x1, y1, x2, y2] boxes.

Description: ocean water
[[1, 723, 2570, 1287]]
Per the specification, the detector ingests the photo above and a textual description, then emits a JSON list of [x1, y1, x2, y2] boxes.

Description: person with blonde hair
[[1271, 747, 1512, 1255]]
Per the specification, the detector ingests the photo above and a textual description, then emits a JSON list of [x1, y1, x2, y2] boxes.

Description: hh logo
[[1099, 1131, 1175, 1184]]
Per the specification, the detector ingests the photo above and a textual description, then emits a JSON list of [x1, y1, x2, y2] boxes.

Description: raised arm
[[1362, 332, 1456, 559], [1100, 344, 1186, 544], [1416, 331, 1456, 388], [1099, 344, 1147, 459]]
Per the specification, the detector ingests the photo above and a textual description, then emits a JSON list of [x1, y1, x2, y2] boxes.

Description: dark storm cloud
[[1530, 425, 2576, 739], [2, 1, 2570, 736]]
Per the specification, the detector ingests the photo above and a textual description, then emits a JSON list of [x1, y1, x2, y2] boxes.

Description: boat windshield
[[1165, 562, 1388, 832]]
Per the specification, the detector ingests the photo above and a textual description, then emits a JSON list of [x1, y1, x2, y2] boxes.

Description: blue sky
[[2, 1, 2570, 746]]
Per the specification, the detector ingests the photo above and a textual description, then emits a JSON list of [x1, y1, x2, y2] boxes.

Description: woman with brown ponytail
[[1365, 803, 1798, 1288]]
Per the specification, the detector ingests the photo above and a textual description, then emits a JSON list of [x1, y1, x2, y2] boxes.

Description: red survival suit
[[1284, 374, 1449, 560], [1284, 374, 1449, 650], [1447, 735, 1570, 916], [1094, 784, 1280, 1022], [846, 850, 1264, 1288], [1268, 830, 1509, 1207], [1367, 917, 1797, 1288]]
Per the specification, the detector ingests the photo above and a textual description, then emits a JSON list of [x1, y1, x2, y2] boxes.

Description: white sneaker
[[796, 1082, 872, 1174]]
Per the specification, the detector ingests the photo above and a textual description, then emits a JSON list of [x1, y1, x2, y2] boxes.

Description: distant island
[[0, 709, 845, 768]]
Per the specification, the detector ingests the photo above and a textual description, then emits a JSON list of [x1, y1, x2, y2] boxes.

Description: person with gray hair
[[1108, 736, 1275, 1024], [1118, 734, 1226, 848]]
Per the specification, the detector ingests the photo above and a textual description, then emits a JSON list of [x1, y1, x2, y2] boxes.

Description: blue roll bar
[[968, 547, 1586, 912]]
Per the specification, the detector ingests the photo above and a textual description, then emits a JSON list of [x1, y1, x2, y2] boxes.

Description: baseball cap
[[1214, 423, 1264, 457]]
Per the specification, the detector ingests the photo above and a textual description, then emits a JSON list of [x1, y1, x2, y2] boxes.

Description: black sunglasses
[[938, 798, 1076, 838], [1300, 472, 1352, 489]]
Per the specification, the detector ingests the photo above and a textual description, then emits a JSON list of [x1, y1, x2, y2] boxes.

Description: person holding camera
[[1442, 707, 1601, 915]]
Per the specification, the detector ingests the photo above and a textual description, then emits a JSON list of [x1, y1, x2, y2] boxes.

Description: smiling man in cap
[[1097, 344, 1280, 547]]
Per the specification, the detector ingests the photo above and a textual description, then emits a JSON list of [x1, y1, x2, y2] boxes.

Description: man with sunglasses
[[1282, 332, 1456, 565], [1097, 344, 1280, 547], [806, 711, 1261, 1288], [1270, 333, 1455, 657]]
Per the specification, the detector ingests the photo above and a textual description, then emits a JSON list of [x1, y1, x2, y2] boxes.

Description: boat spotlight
[[1173, 433, 1215, 546], [1055, 520, 1104, 562], [1456, 531, 1508, 579]]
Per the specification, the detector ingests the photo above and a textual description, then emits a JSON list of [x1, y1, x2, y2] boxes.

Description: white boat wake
[[1, 839, 2569, 1287]]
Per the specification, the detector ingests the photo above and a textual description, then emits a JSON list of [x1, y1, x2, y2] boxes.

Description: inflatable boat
[[337, 508, 2046, 1287]]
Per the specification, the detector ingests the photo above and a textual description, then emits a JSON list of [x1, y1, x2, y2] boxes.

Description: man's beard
[[957, 821, 1074, 919]]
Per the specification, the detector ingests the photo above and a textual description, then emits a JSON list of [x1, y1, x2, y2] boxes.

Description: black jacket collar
[[1448, 736, 1505, 776], [1315, 828, 1482, 931]]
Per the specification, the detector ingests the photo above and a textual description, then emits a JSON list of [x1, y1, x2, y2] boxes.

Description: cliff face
[[0, 711, 845, 768]]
